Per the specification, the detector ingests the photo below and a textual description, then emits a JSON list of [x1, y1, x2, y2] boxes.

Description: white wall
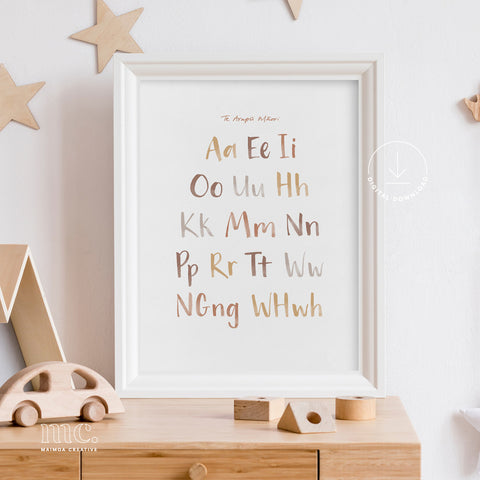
[[0, 0, 479, 477]]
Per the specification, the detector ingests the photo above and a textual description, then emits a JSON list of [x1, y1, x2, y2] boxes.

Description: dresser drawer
[[0, 450, 79, 480], [82, 449, 317, 480], [319, 447, 421, 480]]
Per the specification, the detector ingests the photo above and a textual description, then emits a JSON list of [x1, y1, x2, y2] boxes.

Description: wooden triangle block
[[277, 401, 336, 433], [0, 245, 65, 378], [287, 0, 303, 20]]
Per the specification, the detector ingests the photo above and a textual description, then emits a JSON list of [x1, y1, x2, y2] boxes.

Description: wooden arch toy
[[0, 245, 65, 386]]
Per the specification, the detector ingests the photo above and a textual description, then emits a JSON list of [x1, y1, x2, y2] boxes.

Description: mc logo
[[41, 424, 98, 444]]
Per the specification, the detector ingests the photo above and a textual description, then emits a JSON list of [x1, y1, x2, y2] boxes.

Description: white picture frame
[[114, 55, 384, 398]]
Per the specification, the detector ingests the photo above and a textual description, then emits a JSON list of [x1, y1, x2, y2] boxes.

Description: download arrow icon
[[389, 152, 406, 178]]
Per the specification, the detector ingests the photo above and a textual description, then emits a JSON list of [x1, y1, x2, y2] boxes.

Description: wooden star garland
[[0, 65, 45, 132], [70, 0, 144, 73], [287, 0, 303, 19]]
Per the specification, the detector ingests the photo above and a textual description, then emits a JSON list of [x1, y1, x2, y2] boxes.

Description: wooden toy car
[[0, 361, 124, 427]]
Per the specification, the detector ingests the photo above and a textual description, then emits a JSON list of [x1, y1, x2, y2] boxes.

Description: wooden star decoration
[[465, 94, 480, 121], [70, 0, 144, 73], [0, 65, 45, 132], [287, 0, 303, 19]]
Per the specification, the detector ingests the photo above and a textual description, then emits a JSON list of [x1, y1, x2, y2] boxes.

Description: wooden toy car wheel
[[82, 399, 106, 422], [14, 404, 39, 427]]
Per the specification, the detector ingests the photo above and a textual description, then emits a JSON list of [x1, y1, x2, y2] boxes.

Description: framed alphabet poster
[[114, 56, 384, 398]]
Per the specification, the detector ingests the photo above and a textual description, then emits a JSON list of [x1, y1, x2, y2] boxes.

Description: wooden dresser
[[0, 397, 420, 479]]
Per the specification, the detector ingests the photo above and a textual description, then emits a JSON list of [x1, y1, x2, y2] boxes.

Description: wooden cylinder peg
[[189, 462, 208, 480], [335, 396, 376, 421]]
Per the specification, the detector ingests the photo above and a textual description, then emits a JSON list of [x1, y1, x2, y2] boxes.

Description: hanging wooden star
[[287, 0, 303, 19], [465, 94, 480, 121], [70, 0, 144, 73], [0, 65, 45, 132]]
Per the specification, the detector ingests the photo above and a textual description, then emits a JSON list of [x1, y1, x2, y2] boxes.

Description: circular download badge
[[367, 141, 429, 202]]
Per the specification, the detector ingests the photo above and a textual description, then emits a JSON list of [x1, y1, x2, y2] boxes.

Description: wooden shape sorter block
[[335, 396, 376, 421], [0, 245, 65, 384], [277, 401, 336, 434], [234, 397, 285, 421]]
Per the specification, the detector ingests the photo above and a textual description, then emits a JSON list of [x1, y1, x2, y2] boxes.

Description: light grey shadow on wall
[[59, 79, 115, 384], [0, 322, 26, 384]]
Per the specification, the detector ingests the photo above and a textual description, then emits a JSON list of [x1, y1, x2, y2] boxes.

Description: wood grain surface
[[0, 397, 419, 450], [320, 446, 421, 479], [83, 449, 317, 480], [0, 450, 79, 480]]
